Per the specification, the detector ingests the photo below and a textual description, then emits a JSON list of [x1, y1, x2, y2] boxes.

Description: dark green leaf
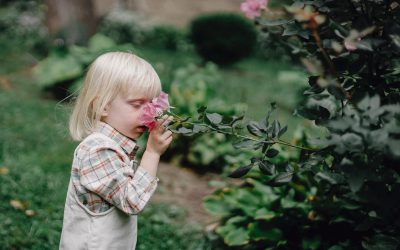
[[315, 171, 345, 184], [265, 148, 279, 158], [203, 196, 231, 217], [233, 139, 254, 149], [197, 106, 207, 119], [260, 19, 291, 26], [230, 115, 244, 126], [206, 113, 223, 124], [362, 234, 399, 250], [216, 224, 249, 246], [270, 172, 293, 185], [327, 85, 346, 101], [271, 120, 281, 138], [259, 160, 276, 175], [247, 121, 264, 137], [228, 165, 253, 178], [347, 171, 365, 193], [278, 125, 288, 138], [248, 222, 282, 241]]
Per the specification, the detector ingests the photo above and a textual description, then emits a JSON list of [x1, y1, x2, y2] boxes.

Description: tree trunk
[[46, 0, 96, 45]]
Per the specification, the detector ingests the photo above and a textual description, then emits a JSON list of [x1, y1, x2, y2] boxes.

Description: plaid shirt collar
[[96, 122, 139, 160]]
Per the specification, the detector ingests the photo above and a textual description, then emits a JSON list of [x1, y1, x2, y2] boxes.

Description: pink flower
[[141, 103, 158, 131], [152, 91, 170, 113], [140, 91, 171, 131], [240, 0, 268, 19]]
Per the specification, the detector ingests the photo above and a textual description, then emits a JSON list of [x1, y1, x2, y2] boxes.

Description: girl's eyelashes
[[131, 103, 143, 109], [129, 101, 147, 109]]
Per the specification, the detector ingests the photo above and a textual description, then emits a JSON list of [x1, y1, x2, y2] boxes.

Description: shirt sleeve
[[79, 146, 159, 215]]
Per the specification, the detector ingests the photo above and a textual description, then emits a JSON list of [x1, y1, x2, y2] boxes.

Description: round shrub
[[145, 25, 190, 51], [189, 13, 257, 65]]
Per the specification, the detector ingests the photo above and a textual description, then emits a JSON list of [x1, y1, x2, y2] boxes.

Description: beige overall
[[59, 179, 138, 250]]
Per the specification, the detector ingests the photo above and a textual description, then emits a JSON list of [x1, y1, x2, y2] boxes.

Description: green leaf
[[260, 19, 291, 26], [278, 125, 288, 138], [362, 234, 399, 250], [248, 222, 283, 241], [390, 34, 400, 48], [206, 113, 223, 124], [216, 224, 249, 246], [265, 148, 279, 158], [33, 53, 82, 87], [88, 33, 116, 51], [282, 23, 310, 39], [315, 171, 345, 184], [347, 170, 365, 193], [197, 106, 207, 120], [230, 115, 244, 126], [341, 133, 364, 152], [247, 121, 264, 137], [228, 165, 253, 178], [302, 237, 321, 250], [271, 120, 281, 138], [259, 160, 276, 176], [233, 139, 254, 149], [254, 208, 276, 220], [327, 85, 346, 101], [262, 102, 277, 128], [270, 172, 293, 186], [203, 195, 231, 217]]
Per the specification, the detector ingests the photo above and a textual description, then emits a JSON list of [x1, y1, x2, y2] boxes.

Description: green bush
[[145, 25, 192, 51], [33, 34, 134, 99], [203, 0, 400, 249], [98, 9, 149, 45], [189, 13, 257, 65], [0, 1, 49, 57], [166, 63, 247, 172]]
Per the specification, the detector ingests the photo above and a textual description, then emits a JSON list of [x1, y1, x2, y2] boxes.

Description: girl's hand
[[146, 115, 173, 156]]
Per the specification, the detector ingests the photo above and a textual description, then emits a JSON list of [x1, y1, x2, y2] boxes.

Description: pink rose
[[152, 91, 170, 113], [140, 91, 171, 131], [240, 0, 268, 19], [141, 103, 158, 131]]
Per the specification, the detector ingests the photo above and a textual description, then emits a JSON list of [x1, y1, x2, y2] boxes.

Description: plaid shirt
[[71, 122, 159, 214]]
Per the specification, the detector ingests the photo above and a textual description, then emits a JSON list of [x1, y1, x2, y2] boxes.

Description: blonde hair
[[69, 51, 161, 141]]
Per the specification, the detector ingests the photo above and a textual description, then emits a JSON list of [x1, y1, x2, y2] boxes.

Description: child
[[59, 52, 173, 250]]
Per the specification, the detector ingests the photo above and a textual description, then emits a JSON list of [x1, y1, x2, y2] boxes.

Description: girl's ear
[[101, 103, 110, 117], [93, 97, 109, 117]]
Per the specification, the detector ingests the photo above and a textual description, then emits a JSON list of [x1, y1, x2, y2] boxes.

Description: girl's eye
[[130, 102, 145, 109]]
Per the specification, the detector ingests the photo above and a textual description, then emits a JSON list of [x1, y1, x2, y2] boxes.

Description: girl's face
[[101, 92, 151, 139]]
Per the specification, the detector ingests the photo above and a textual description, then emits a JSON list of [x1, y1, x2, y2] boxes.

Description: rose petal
[[152, 91, 170, 111]]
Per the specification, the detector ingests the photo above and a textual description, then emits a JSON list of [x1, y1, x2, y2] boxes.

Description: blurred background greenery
[[0, 0, 315, 249]]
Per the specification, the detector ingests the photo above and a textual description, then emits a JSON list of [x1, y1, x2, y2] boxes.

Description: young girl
[[59, 52, 173, 250]]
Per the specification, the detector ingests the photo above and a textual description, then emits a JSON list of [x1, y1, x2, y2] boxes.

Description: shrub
[[202, 0, 400, 249], [33, 34, 134, 99], [189, 13, 257, 65], [145, 25, 192, 51], [98, 9, 149, 45], [0, 1, 49, 56], [165, 63, 247, 172]]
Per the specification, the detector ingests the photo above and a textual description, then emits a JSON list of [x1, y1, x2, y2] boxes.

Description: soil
[[149, 162, 243, 228]]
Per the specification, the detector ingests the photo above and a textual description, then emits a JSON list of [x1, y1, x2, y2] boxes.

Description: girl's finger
[[155, 115, 171, 130], [161, 130, 173, 140], [160, 116, 173, 127]]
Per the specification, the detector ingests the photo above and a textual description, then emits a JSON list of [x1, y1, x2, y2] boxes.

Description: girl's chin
[[136, 126, 147, 133]]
